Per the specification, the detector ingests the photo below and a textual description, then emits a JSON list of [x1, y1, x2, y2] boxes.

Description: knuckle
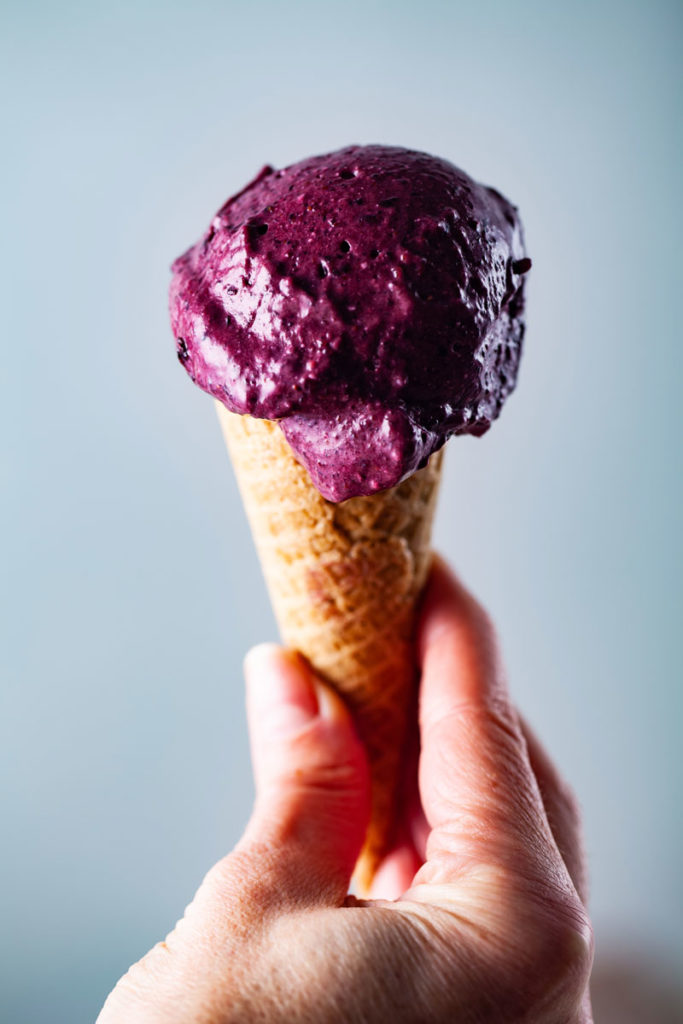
[[297, 743, 368, 794], [546, 902, 593, 978], [521, 894, 594, 1014], [280, 719, 368, 792], [430, 700, 521, 748], [480, 701, 524, 744]]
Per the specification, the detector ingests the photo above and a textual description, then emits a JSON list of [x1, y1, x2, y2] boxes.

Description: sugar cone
[[216, 403, 443, 893]]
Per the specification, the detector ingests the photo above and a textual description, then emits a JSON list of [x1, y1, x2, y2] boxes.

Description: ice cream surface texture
[[170, 145, 529, 501]]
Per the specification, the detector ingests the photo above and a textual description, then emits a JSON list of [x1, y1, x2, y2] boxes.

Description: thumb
[[239, 644, 370, 905], [95, 653, 369, 1023]]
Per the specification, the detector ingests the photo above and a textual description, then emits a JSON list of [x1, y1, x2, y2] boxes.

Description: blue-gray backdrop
[[2, 1, 681, 1021]]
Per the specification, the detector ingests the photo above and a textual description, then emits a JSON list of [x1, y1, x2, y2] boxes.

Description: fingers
[[405, 559, 593, 1016], [97, 648, 371, 1023], [519, 716, 589, 904], [411, 557, 565, 889], [176, 646, 369, 957], [367, 839, 422, 900], [236, 644, 371, 904], [368, 709, 426, 900]]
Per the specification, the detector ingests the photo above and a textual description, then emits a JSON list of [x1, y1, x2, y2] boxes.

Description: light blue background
[[2, 1, 681, 1021]]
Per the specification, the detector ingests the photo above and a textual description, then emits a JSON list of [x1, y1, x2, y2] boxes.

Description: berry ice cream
[[170, 145, 529, 501]]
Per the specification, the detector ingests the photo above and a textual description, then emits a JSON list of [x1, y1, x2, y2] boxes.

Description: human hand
[[98, 558, 593, 1023]]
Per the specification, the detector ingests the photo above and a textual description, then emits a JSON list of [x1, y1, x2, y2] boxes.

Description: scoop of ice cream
[[170, 145, 529, 501]]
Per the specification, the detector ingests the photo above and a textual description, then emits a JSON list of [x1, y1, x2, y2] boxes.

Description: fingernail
[[314, 682, 344, 723], [245, 644, 319, 738]]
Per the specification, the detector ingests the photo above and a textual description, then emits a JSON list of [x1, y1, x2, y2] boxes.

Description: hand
[[98, 558, 593, 1023]]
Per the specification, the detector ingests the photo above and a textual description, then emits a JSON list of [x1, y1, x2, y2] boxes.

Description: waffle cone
[[216, 403, 443, 892]]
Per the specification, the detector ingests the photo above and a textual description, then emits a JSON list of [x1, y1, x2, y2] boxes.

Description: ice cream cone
[[216, 402, 443, 893]]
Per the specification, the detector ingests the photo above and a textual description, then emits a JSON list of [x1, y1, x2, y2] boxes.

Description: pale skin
[[98, 558, 594, 1023]]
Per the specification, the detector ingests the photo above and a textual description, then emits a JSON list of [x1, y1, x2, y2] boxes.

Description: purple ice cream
[[170, 145, 529, 501]]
